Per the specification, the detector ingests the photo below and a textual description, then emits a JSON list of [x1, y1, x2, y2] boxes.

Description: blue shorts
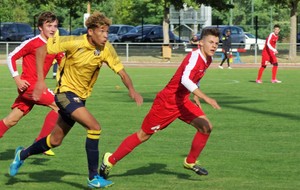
[[55, 91, 86, 126]]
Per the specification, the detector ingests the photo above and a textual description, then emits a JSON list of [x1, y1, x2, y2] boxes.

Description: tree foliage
[[0, 0, 297, 45]]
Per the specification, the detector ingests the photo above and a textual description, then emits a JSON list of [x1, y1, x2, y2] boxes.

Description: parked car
[[21, 27, 69, 41], [70, 27, 87, 36], [108, 24, 134, 42], [244, 32, 265, 50], [0, 22, 33, 41], [120, 25, 180, 43], [203, 25, 246, 48]]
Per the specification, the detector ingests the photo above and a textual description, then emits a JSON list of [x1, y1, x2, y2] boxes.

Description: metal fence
[[1, 42, 299, 65]]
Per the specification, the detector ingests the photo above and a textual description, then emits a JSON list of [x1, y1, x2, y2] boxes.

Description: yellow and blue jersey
[[46, 34, 124, 99]]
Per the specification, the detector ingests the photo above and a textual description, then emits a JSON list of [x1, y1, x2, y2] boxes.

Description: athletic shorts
[[55, 91, 86, 126], [11, 85, 55, 115], [261, 50, 277, 66], [141, 93, 205, 134]]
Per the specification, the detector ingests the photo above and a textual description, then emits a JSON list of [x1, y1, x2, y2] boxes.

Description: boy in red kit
[[100, 28, 221, 179], [256, 24, 281, 83], [0, 12, 63, 156]]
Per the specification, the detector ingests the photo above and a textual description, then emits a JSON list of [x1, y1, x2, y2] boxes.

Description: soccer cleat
[[271, 79, 282, 83], [43, 149, 55, 156], [183, 157, 208, 176], [87, 175, 113, 188], [228, 67, 232, 69], [9, 146, 24, 176], [218, 65, 223, 69], [256, 79, 263, 84], [99, 152, 113, 179]]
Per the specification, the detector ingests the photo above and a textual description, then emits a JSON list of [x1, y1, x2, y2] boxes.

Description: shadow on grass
[[110, 163, 202, 181], [207, 93, 299, 121], [0, 149, 52, 164], [224, 104, 300, 121], [4, 169, 86, 189]]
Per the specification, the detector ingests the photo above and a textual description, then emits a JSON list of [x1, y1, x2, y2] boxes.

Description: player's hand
[[14, 76, 30, 92], [204, 97, 221, 110], [33, 80, 47, 101], [193, 95, 202, 108], [129, 91, 143, 106]]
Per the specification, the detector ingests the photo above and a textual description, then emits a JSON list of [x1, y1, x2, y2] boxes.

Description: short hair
[[37, 11, 57, 28], [274, 24, 280, 29], [85, 11, 112, 29], [200, 28, 220, 40]]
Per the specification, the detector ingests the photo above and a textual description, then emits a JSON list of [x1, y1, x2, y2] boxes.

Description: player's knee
[[273, 62, 278, 66], [202, 124, 213, 134], [193, 118, 213, 134], [261, 65, 267, 68]]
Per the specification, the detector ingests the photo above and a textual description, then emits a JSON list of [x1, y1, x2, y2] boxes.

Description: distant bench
[[185, 45, 246, 64]]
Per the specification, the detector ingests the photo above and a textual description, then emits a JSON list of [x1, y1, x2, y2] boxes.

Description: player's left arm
[[117, 69, 143, 106]]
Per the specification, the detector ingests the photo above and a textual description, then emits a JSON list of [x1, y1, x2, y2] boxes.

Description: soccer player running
[[100, 28, 221, 179], [256, 24, 281, 83], [0, 11, 63, 156], [9, 11, 143, 188]]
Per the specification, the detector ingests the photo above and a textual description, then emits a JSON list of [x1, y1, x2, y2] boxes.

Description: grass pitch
[[0, 64, 299, 190]]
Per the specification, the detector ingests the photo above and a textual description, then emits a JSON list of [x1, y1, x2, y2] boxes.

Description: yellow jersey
[[46, 34, 124, 99]]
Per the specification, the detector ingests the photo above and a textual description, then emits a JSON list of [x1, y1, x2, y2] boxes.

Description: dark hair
[[200, 28, 220, 40], [37, 11, 57, 28], [274, 24, 280, 29]]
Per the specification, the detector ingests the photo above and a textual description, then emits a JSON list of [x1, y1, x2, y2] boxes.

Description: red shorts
[[141, 93, 205, 134], [11, 85, 55, 115], [261, 50, 277, 66]]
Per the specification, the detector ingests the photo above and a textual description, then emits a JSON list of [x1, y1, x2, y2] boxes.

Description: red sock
[[272, 66, 278, 80], [109, 133, 142, 165], [186, 132, 210, 164], [257, 67, 265, 80], [0, 120, 9, 138], [36, 110, 58, 141]]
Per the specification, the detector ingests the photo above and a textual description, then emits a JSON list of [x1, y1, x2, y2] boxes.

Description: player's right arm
[[266, 33, 278, 54], [33, 44, 47, 100], [7, 42, 30, 92]]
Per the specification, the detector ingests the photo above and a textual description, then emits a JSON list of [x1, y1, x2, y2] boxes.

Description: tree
[[266, 0, 299, 61]]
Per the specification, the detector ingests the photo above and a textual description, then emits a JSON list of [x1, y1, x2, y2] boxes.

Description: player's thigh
[[261, 53, 270, 66], [178, 100, 212, 133], [71, 107, 100, 131], [270, 55, 278, 64], [141, 98, 178, 134], [178, 100, 205, 124]]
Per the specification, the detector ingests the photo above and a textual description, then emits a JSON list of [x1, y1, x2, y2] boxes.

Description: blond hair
[[85, 11, 112, 29]]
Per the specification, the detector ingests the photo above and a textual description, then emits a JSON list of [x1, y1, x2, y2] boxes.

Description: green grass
[[0, 64, 299, 190]]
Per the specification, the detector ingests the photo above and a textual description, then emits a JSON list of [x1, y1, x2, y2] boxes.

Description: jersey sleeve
[[103, 42, 124, 73], [181, 52, 199, 93], [267, 33, 277, 53], [7, 41, 31, 77], [47, 35, 77, 55]]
